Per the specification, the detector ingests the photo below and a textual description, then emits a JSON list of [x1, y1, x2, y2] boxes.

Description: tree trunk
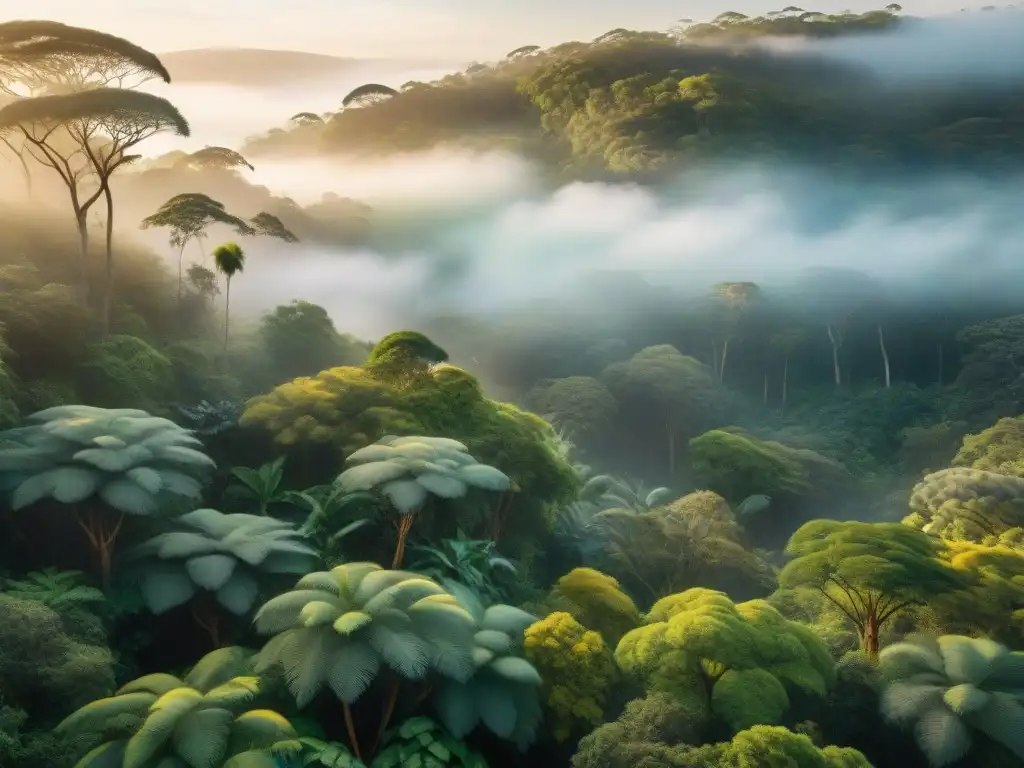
[[862, 612, 880, 658], [782, 357, 788, 408], [223, 276, 232, 353], [391, 511, 417, 569], [177, 245, 185, 309], [719, 337, 730, 382], [344, 702, 362, 762], [75, 212, 91, 306], [100, 184, 115, 337], [877, 325, 891, 388], [827, 325, 841, 388]]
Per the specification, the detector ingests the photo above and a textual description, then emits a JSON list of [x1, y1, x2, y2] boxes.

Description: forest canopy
[[3, 7, 1024, 768], [240, 6, 1023, 179]]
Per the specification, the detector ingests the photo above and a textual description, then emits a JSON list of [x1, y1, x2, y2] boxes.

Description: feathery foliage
[[879, 634, 1024, 766], [0, 405, 214, 514], [337, 435, 510, 568], [430, 584, 543, 750], [56, 646, 295, 768], [254, 563, 478, 708], [2, 567, 105, 610], [127, 508, 319, 617]]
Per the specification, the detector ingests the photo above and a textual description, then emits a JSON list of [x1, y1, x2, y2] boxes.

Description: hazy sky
[[8, 1, 975, 59]]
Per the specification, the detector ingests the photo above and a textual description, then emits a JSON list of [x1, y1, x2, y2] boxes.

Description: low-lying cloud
[[224, 158, 1024, 339], [761, 7, 1024, 81]]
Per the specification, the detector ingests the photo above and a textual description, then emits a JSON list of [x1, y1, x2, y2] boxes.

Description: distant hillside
[[159, 48, 462, 86]]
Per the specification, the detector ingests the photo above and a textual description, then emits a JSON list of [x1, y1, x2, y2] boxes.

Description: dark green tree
[[212, 242, 245, 355]]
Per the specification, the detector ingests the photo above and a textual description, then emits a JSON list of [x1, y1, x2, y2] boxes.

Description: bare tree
[[0, 89, 189, 332], [0, 22, 171, 307], [0, 20, 170, 198]]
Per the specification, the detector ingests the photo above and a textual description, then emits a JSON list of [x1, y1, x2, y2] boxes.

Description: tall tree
[[342, 83, 398, 108], [0, 88, 189, 333], [712, 281, 760, 383], [140, 192, 253, 307], [248, 211, 298, 242], [0, 21, 170, 303], [179, 144, 254, 172], [779, 520, 968, 656], [213, 241, 245, 355]]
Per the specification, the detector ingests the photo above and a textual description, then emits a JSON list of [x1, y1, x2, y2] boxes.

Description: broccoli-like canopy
[[616, 588, 835, 737]]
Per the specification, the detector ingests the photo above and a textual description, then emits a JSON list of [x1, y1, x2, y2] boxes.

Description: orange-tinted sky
[[2, 1, 970, 59]]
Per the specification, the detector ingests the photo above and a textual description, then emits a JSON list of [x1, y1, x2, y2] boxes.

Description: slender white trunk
[[827, 324, 842, 388], [877, 324, 891, 388]]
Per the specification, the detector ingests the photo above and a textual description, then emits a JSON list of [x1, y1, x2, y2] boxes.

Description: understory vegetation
[[3, 8, 1024, 768]]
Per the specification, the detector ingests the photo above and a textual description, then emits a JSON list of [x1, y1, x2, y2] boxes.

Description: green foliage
[[570, 692, 707, 767], [523, 611, 617, 741], [780, 521, 968, 654], [879, 634, 1024, 766], [601, 345, 725, 471], [213, 242, 245, 278], [56, 646, 295, 768], [0, 405, 215, 514], [430, 583, 543, 749], [2, 567, 105, 610], [78, 335, 174, 410], [337, 436, 511, 514], [242, 355, 579, 559], [371, 716, 487, 768], [227, 456, 290, 516], [408, 531, 517, 602], [574, 712, 871, 768], [906, 468, 1024, 542], [0, 594, 115, 713], [285, 736, 365, 768], [126, 508, 319, 616], [547, 567, 640, 646], [258, 301, 370, 383], [938, 540, 1024, 646], [596, 490, 775, 605], [0, 704, 81, 768], [254, 562, 478, 707], [240, 365, 415, 456], [287, 484, 378, 563], [689, 428, 851, 506], [366, 331, 448, 381], [955, 417, 1024, 477], [525, 376, 618, 445], [616, 588, 835, 736]]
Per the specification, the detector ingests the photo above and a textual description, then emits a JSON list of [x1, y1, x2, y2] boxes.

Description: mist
[[760, 6, 1024, 81], [20, 8, 1024, 342], [137, 63, 460, 156], [210, 156, 1024, 340]]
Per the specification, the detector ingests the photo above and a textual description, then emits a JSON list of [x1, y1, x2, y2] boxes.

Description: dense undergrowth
[[4, 7, 1024, 768]]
